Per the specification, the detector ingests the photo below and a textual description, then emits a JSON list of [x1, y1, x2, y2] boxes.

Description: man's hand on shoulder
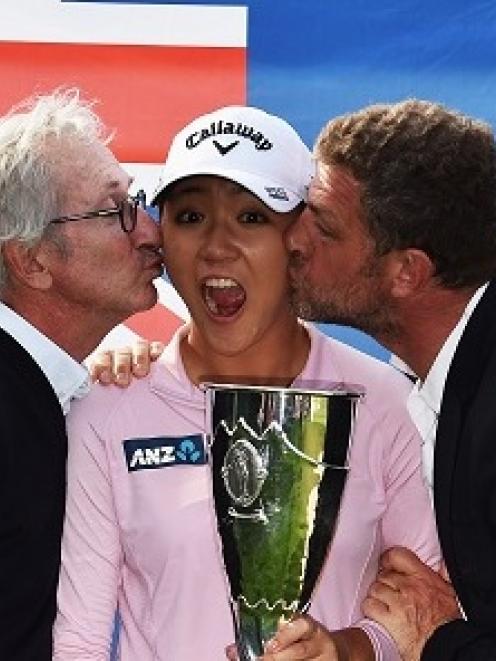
[[89, 339, 164, 386]]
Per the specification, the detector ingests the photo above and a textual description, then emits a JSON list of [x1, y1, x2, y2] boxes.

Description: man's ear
[[2, 239, 53, 290], [388, 248, 435, 299]]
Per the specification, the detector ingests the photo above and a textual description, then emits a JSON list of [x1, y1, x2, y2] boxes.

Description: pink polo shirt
[[54, 324, 440, 660]]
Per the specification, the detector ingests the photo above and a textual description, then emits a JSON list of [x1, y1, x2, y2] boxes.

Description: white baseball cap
[[151, 105, 314, 212]]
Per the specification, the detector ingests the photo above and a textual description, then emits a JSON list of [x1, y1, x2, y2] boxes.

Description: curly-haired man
[[268, 100, 496, 661]]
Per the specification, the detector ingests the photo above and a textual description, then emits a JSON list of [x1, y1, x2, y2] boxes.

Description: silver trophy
[[205, 383, 363, 660]]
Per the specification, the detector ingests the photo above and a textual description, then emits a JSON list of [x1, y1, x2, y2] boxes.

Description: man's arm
[[0, 369, 67, 661], [421, 618, 496, 660], [362, 547, 470, 660]]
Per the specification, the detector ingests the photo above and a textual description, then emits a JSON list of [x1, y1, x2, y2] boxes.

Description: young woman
[[53, 106, 440, 661]]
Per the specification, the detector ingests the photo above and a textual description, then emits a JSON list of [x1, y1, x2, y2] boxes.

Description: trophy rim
[[200, 381, 365, 399]]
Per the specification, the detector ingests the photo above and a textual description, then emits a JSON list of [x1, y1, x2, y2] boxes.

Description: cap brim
[[151, 166, 304, 212]]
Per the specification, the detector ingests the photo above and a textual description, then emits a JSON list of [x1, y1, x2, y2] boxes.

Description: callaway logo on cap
[[185, 119, 273, 152], [151, 105, 315, 212]]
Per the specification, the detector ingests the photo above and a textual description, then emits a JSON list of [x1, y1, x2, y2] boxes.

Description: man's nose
[[134, 206, 162, 248]]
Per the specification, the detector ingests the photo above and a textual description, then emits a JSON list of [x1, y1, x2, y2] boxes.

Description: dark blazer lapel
[[0, 326, 67, 445], [433, 387, 461, 565], [446, 281, 496, 408], [434, 280, 496, 591], [0, 326, 61, 400]]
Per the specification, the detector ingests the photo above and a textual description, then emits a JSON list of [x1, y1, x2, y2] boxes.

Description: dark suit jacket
[[0, 328, 67, 661], [422, 280, 496, 659]]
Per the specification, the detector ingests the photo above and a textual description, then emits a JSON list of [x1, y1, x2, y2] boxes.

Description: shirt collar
[[417, 283, 488, 415], [0, 302, 90, 414]]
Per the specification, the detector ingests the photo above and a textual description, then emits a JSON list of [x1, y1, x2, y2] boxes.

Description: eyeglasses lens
[[120, 190, 146, 233]]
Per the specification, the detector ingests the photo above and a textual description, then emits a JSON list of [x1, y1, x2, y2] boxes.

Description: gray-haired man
[[0, 89, 162, 660]]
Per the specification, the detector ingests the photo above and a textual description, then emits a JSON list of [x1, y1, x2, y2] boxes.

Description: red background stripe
[[125, 303, 184, 343], [0, 41, 246, 162]]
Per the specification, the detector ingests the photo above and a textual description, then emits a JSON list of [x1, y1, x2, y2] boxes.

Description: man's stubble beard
[[289, 271, 399, 345]]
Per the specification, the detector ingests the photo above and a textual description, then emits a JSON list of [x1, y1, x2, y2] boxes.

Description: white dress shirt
[[407, 283, 488, 495], [0, 302, 90, 415]]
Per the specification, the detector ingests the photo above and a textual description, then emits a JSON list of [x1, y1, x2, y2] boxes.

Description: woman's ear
[[2, 239, 53, 290], [388, 248, 436, 299]]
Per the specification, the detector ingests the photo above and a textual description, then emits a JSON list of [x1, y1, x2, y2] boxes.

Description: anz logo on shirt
[[123, 434, 206, 472]]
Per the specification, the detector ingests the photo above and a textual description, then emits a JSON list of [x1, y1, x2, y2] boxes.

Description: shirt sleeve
[[53, 412, 121, 660], [356, 408, 442, 660], [356, 619, 402, 661], [380, 415, 441, 569]]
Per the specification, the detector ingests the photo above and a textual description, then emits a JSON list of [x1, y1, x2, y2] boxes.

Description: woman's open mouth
[[202, 277, 246, 318]]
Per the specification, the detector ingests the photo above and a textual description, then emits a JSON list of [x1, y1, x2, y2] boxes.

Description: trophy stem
[[235, 603, 281, 660]]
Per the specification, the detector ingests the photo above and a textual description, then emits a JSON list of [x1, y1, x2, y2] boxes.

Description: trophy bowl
[[205, 383, 363, 660]]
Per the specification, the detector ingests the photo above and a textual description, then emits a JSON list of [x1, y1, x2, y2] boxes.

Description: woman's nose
[[285, 209, 312, 263], [200, 221, 240, 262]]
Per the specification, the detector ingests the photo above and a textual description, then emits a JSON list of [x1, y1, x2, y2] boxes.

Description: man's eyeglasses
[[49, 189, 147, 234]]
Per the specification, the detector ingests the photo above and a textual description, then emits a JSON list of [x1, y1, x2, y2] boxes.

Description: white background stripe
[[126, 163, 163, 199], [0, 1, 247, 47]]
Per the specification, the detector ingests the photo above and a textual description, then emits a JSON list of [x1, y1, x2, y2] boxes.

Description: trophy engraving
[[206, 384, 363, 661], [222, 438, 268, 509]]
